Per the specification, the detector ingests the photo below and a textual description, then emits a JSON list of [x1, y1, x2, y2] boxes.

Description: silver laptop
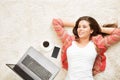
[[7, 47, 60, 80]]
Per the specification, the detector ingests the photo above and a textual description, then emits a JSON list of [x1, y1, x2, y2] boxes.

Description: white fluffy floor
[[0, 0, 120, 80]]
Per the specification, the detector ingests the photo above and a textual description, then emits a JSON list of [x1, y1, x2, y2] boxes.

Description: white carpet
[[0, 0, 120, 80]]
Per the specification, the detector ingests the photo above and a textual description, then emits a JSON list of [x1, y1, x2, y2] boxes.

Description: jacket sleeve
[[96, 28, 120, 48], [52, 18, 73, 43]]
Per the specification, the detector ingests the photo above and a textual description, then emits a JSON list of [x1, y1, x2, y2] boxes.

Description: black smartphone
[[51, 46, 60, 58]]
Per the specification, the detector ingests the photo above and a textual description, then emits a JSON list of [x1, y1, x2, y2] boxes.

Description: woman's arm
[[62, 21, 75, 27], [98, 27, 120, 47], [52, 18, 74, 43], [101, 27, 116, 34]]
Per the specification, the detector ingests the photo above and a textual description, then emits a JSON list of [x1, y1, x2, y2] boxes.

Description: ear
[[90, 29, 93, 34]]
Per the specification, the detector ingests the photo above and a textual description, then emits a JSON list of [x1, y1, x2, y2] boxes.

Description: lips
[[78, 32, 84, 35]]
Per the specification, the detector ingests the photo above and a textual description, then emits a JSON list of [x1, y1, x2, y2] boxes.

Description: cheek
[[77, 28, 80, 33], [84, 29, 92, 36], [87, 30, 92, 34], [77, 28, 79, 32]]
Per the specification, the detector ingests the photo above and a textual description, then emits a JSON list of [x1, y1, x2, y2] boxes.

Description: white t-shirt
[[66, 41, 97, 80]]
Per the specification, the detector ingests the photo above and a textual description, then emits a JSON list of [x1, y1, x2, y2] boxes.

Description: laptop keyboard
[[22, 55, 52, 80]]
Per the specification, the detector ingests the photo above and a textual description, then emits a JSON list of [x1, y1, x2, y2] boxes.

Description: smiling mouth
[[79, 32, 84, 35]]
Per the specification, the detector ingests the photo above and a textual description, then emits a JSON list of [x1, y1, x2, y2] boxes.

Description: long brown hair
[[73, 16, 101, 39]]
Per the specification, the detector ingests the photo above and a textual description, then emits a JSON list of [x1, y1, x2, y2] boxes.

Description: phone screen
[[51, 46, 60, 58]]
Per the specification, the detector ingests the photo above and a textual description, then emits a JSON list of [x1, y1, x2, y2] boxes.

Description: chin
[[79, 36, 85, 38], [78, 35, 84, 37]]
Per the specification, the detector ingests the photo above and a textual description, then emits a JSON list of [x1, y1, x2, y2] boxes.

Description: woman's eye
[[78, 25, 87, 28], [83, 25, 87, 28]]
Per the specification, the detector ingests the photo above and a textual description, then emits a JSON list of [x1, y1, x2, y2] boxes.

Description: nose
[[78, 27, 84, 31]]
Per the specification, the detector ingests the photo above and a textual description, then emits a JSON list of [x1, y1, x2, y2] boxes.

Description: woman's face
[[77, 20, 93, 39]]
